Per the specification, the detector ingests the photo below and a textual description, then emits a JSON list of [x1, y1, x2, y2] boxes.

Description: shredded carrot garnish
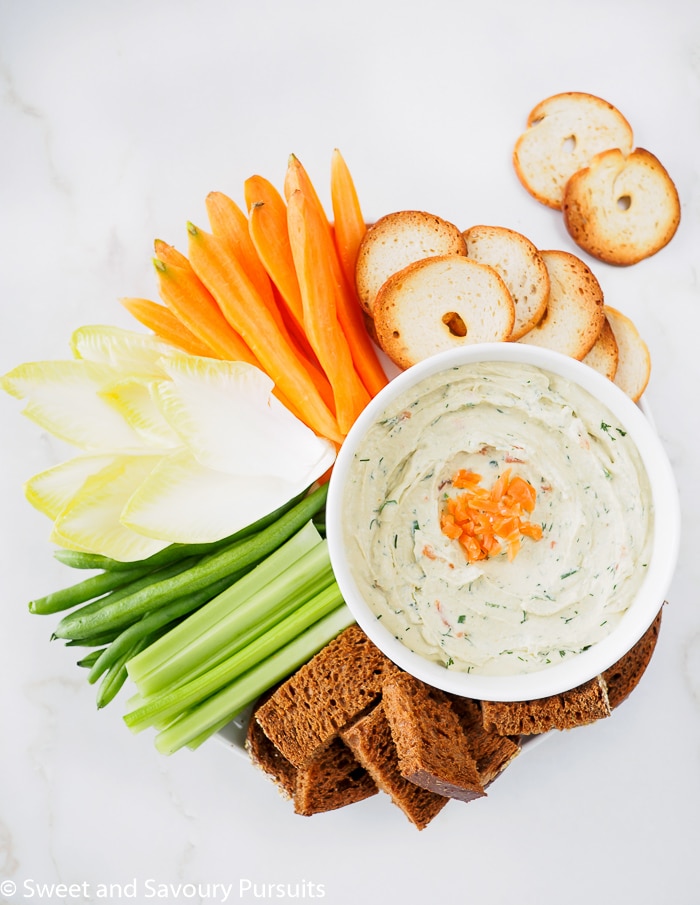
[[440, 468, 543, 563]]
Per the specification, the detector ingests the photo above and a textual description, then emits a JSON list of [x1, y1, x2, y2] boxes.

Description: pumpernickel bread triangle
[[381, 672, 486, 803], [341, 702, 450, 830], [253, 624, 401, 767], [481, 675, 611, 736]]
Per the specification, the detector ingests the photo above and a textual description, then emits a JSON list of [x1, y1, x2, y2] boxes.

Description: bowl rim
[[326, 342, 681, 702]]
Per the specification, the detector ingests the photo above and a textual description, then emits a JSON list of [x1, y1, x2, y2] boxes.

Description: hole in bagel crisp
[[442, 312, 467, 337], [617, 194, 632, 211], [562, 135, 576, 153]]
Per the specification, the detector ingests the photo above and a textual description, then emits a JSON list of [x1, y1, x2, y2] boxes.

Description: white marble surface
[[1, 1, 699, 903]]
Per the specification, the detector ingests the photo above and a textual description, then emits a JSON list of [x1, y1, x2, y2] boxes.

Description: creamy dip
[[341, 361, 654, 676]]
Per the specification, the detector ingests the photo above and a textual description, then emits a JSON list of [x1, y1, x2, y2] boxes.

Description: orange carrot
[[244, 175, 306, 336], [440, 469, 543, 563], [205, 191, 279, 316], [287, 188, 370, 435], [285, 154, 388, 398], [330, 148, 367, 292], [120, 296, 217, 358], [152, 243, 261, 368], [186, 222, 343, 444]]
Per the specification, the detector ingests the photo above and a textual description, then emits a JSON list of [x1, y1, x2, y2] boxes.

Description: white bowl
[[326, 343, 680, 702]]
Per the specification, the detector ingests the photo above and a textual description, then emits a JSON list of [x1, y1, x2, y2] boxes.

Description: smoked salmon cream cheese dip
[[340, 360, 654, 676]]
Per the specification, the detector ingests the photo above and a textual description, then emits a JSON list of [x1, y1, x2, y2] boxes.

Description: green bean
[[87, 572, 240, 685], [29, 565, 153, 615], [52, 556, 202, 641], [53, 550, 139, 571], [96, 634, 154, 709], [75, 648, 106, 669], [63, 630, 123, 647], [53, 483, 329, 642]]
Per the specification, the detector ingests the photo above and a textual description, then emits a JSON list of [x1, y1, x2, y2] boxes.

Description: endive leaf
[[53, 453, 170, 561], [70, 324, 176, 375], [24, 453, 117, 520], [99, 376, 182, 449], [121, 448, 319, 544], [152, 356, 336, 478], [1, 360, 146, 450]]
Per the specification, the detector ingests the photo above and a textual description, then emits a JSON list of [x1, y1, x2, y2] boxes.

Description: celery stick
[[153, 605, 355, 755], [130, 539, 332, 698], [124, 582, 344, 732], [126, 520, 322, 691], [148, 564, 335, 697], [87, 572, 239, 685]]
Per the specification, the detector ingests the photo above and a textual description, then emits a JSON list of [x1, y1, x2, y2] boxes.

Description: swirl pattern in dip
[[341, 360, 654, 676]]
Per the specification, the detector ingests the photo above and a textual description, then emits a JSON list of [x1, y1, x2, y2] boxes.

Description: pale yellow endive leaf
[[53, 453, 170, 561], [24, 454, 118, 520], [121, 448, 320, 544], [1, 360, 146, 450]]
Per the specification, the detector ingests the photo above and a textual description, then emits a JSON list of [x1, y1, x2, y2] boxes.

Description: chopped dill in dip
[[341, 361, 654, 676]]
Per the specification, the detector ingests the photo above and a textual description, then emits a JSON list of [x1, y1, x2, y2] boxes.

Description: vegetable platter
[[1, 150, 383, 756]]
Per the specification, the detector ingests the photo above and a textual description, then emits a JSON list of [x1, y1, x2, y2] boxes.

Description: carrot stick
[[119, 297, 217, 358], [330, 148, 367, 292], [205, 190, 336, 413], [244, 175, 306, 336], [152, 241, 261, 366], [285, 155, 388, 398], [287, 188, 370, 435], [186, 222, 343, 444], [205, 192, 279, 315]]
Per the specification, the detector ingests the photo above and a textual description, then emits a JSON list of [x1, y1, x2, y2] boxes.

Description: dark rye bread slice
[[246, 704, 298, 799], [603, 607, 663, 709], [247, 703, 378, 815], [381, 672, 486, 803], [253, 624, 401, 767], [342, 702, 450, 830], [446, 696, 521, 786], [481, 675, 612, 736], [293, 737, 378, 816]]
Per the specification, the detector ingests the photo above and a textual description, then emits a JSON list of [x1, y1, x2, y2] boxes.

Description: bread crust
[[514, 91, 634, 209], [373, 254, 515, 369], [463, 224, 550, 339], [562, 147, 681, 265], [355, 210, 467, 316], [517, 249, 605, 359]]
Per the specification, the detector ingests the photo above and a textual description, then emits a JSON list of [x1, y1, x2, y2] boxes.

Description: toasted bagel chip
[[604, 305, 651, 401], [581, 316, 619, 381], [562, 147, 681, 266], [355, 210, 467, 316], [513, 92, 634, 210], [517, 250, 605, 360], [463, 224, 549, 339], [373, 255, 515, 369]]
